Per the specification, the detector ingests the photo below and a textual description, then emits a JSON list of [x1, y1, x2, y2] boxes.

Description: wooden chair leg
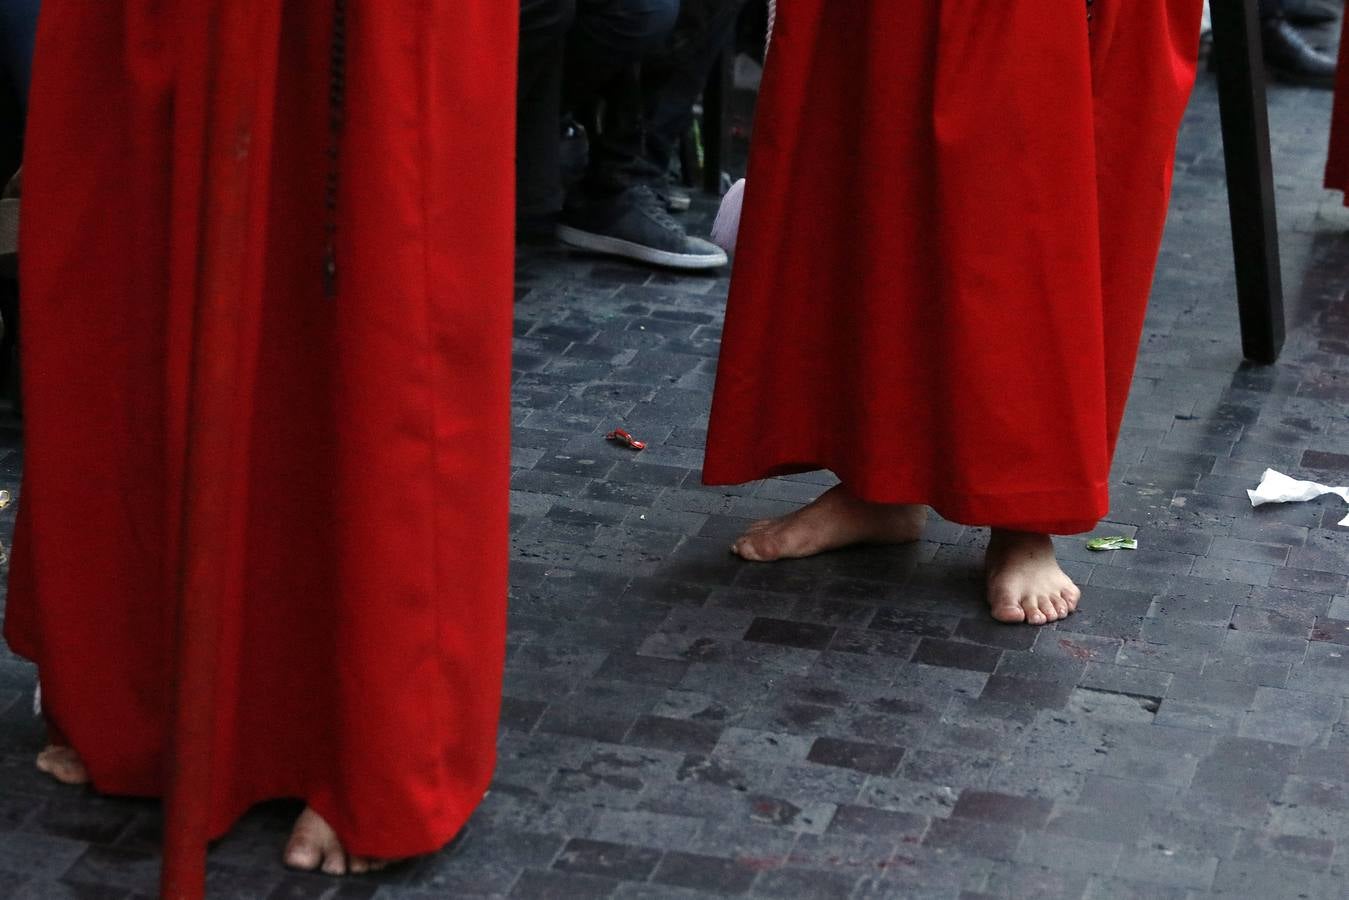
[[1210, 0, 1286, 364]]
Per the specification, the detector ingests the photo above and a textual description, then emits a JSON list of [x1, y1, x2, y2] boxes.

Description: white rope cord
[[767, 0, 777, 54]]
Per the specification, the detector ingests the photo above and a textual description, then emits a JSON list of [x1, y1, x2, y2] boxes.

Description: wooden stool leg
[[1210, 0, 1286, 364]]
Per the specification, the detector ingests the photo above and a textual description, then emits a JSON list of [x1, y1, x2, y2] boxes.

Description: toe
[[1062, 586, 1082, 612], [988, 588, 1027, 624], [283, 836, 322, 871], [320, 844, 348, 876], [731, 536, 763, 561], [1046, 591, 1068, 620], [1020, 597, 1047, 625], [735, 533, 783, 562], [349, 857, 370, 875], [1043, 595, 1066, 621]]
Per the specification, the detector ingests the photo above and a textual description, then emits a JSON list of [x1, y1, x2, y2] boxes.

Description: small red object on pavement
[[606, 428, 647, 451]]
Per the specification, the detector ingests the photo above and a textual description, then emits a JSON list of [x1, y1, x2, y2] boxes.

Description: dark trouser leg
[[642, 0, 746, 175], [0, 0, 38, 115], [0, 0, 40, 175], [567, 0, 677, 197], [1258, 0, 1282, 18], [518, 0, 576, 221]]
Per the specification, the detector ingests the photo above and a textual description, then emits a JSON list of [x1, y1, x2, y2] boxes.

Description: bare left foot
[[731, 485, 927, 562], [36, 745, 90, 785], [984, 530, 1081, 626], [284, 807, 393, 876]]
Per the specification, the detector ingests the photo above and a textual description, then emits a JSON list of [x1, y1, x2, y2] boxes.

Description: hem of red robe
[[1326, 175, 1349, 208], [45, 763, 483, 862], [702, 458, 1108, 536], [4, 640, 484, 862]]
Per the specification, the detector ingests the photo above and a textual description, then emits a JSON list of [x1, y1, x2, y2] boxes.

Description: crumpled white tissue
[[1248, 468, 1349, 527]]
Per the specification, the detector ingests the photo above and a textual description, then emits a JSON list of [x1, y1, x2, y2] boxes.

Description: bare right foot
[[36, 745, 90, 785], [284, 806, 391, 876], [984, 530, 1081, 626], [731, 485, 927, 562]]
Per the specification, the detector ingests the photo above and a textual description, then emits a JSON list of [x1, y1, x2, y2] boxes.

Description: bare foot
[[731, 485, 927, 562], [284, 806, 391, 876], [984, 530, 1081, 626], [36, 745, 90, 785]]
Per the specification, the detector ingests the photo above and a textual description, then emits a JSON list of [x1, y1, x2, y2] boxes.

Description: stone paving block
[[553, 838, 663, 881], [950, 790, 1052, 829], [1045, 808, 1144, 845], [897, 750, 998, 790], [1209, 857, 1327, 900], [0, 833, 92, 880], [1066, 688, 1159, 725], [751, 866, 858, 899], [1230, 605, 1315, 644], [766, 763, 868, 807], [59, 847, 162, 895], [1232, 829, 1334, 870], [1082, 876, 1190, 900], [911, 640, 1002, 674], [509, 869, 617, 899], [921, 818, 1021, 862], [651, 851, 757, 895], [1111, 846, 1217, 893], [807, 738, 907, 777]]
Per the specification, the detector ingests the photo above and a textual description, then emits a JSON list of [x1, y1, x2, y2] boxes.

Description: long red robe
[[1328, 14, 1349, 204], [703, 1, 1203, 535], [3, 0, 514, 858]]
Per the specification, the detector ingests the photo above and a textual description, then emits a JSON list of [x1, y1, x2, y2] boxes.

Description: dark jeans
[[0, 0, 37, 107], [519, 0, 575, 219], [517, 0, 676, 218], [0, 0, 39, 174], [1258, 0, 1282, 18], [642, 0, 746, 175]]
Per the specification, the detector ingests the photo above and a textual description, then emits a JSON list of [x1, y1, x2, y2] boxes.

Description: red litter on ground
[[606, 428, 646, 451]]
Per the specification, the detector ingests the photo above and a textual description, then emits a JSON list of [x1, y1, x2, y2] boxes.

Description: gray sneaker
[[557, 184, 726, 270], [657, 180, 692, 212]]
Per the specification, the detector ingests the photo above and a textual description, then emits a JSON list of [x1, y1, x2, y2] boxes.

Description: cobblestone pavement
[[6, 54, 1349, 900]]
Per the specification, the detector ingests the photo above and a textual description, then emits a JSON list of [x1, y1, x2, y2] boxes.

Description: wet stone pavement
[[6, 61, 1349, 900]]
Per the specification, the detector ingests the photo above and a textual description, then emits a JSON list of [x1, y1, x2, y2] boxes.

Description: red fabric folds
[[4, 0, 515, 859], [1328, 14, 1349, 204], [703, 1, 1203, 535]]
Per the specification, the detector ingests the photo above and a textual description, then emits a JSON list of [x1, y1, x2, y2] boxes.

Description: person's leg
[[556, 0, 726, 268], [518, 0, 577, 226], [0, 0, 38, 176], [641, 0, 746, 177], [1258, 0, 1337, 87], [0, 0, 39, 115], [566, 0, 676, 116], [567, 0, 677, 196]]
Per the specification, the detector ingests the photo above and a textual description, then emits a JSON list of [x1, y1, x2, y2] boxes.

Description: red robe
[[4, 0, 514, 860], [1328, 14, 1349, 204], [703, 1, 1203, 535]]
